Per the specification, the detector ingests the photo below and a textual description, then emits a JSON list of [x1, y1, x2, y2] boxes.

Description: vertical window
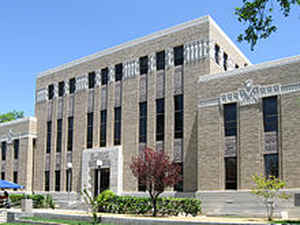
[[1, 142, 6, 161], [101, 68, 108, 85], [58, 81, 65, 97], [56, 119, 62, 152], [13, 171, 18, 184], [225, 157, 237, 189], [115, 63, 123, 81], [235, 64, 239, 69], [100, 110, 107, 147], [66, 169, 72, 192], [264, 154, 279, 178], [46, 121, 52, 153], [48, 84, 54, 100], [174, 45, 184, 66], [139, 56, 148, 75], [223, 52, 228, 71], [174, 162, 183, 192], [88, 72, 96, 89], [45, 171, 50, 191], [139, 102, 147, 143], [174, 95, 183, 139], [215, 44, 220, 65], [156, 99, 165, 141], [67, 117, 73, 151], [69, 78, 76, 94], [114, 107, 121, 145], [87, 112, 94, 149], [14, 139, 19, 160], [1, 172, 4, 180], [156, 50, 165, 70], [55, 170, 61, 191], [263, 96, 278, 132], [224, 103, 237, 136]]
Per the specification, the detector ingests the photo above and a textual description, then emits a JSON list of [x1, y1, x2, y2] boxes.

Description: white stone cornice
[[76, 74, 88, 91]]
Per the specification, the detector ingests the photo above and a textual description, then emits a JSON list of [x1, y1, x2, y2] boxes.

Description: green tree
[[0, 110, 24, 123], [235, 0, 300, 50], [251, 174, 290, 221]]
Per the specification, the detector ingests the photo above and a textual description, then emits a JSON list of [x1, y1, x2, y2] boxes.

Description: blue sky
[[0, 1, 299, 116]]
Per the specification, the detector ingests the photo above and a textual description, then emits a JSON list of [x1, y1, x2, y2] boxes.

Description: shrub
[[8, 193, 55, 209]]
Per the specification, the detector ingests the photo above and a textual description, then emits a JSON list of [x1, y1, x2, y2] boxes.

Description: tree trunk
[[152, 198, 157, 217]]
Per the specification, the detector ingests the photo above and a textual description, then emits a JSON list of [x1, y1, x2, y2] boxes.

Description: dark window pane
[[264, 154, 279, 178], [66, 169, 72, 192], [215, 44, 220, 65], [46, 121, 52, 153], [115, 63, 123, 81], [45, 171, 50, 191], [101, 68, 108, 85], [14, 139, 19, 159], [69, 78, 76, 94], [139, 102, 147, 143], [1, 142, 6, 161], [13, 171, 18, 184], [88, 72, 96, 89], [48, 84, 54, 100], [1, 172, 5, 180], [67, 117, 73, 151], [224, 103, 237, 136], [100, 110, 107, 147], [263, 96, 278, 132], [223, 52, 228, 71], [156, 99, 164, 141], [174, 45, 184, 66], [174, 163, 183, 192], [58, 81, 65, 97], [87, 113, 93, 148], [156, 51, 165, 70], [174, 95, 183, 139], [55, 170, 61, 192], [114, 107, 121, 145], [139, 56, 148, 75], [225, 157, 237, 190], [56, 119, 62, 152]]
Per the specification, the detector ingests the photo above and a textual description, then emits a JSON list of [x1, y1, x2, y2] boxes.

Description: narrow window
[[223, 52, 228, 71], [100, 110, 107, 147], [215, 44, 220, 65], [58, 81, 65, 97], [69, 78, 76, 94], [55, 170, 61, 191], [45, 171, 50, 191], [48, 84, 54, 100], [14, 139, 19, 159], [156, 99, 165, 141], [156, 50, 165, 70], [174, 45, 184, 66], [88, 72, 96, 89], [139, 102, 147, 143], [174, 162, 183, 192], [56, 119, 62, 152], [13, 171, 18, 184], [87, 112, 94, 149], [1, 172, 5, 180], [1, 142, 6, 161], [139, 56, 148, 75], [224, 103, 237, 136], [174, 95, 183, 139], [263, 96, 278, 132], [66, 168, 72, 192], [235, 64, 239, 69], [46, 121, 52, 153], [114, 107, 121, 145], [225, 157, 237, 189], [101, 68, 108, 85], [264, 154, 279, 178], [67, 117, 74, 151], [115, 63, 123, 81]]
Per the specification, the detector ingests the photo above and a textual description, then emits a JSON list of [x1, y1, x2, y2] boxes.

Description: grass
[[271, 220, 300, 224]]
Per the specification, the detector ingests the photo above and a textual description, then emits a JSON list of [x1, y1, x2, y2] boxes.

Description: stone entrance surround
[[81, 146, 123, 196]]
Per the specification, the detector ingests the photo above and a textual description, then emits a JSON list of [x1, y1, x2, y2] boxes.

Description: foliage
[[235, 0, 300, 50], [251, 174, 290, 221], [130, 147, 182, 216], [95, 190, 201, 217], [81, 189, 101, 225], [0, 110, 24, 123], [9, 193, 55, 209]]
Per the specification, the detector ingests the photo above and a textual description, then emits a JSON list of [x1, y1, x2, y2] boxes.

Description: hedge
[[9, 193, 55, 209], [96, 190, 201, 216]]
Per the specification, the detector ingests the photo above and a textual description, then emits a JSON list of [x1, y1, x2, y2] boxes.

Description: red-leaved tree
[[130, 147, 182, 216]]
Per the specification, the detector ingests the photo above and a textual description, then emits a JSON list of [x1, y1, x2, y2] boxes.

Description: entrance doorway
[[94, 168, 110, 197]]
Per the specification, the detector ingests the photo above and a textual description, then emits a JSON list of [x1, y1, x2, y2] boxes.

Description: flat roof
[[0, 117, 37, 128]]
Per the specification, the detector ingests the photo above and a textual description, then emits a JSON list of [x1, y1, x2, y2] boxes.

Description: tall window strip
[[174, 45, 184, 66], [264, 154, 279, 178], [56, 119, 63, 152], [100, 110, 107, 147], [69, 78, 76, 94], [174, 162, 183, 192], [139, 102, 147, 143], [14, 139, 19, 159], [13, 171, 18, 184], [58, 81, 65, 97], [101, 68, 108, 85], [1, 172, 4, 180], [114, 107, 121, 145], [66, 169, 72, 192], [223, 52, 228, 71], [224, 103, 237, 190], [87, 112, 94, 149], [55, 170, 61, 192], [46, 121, 52, 153], [156, 50, 165, 70], [1, 142, 6, 161], [174, 95, 183, 139], [88, 72, 96, 89], [215, 44, 220, 65], [45, 171, 50, 191], [139, 56, 148, 75], [67, 117, 74, 151], [115, 63, 123, 81], [48, 84, 54, 100], [156, 99, 165, 141]]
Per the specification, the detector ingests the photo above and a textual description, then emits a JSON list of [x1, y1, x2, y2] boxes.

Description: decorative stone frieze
[[184, 40, 209, 64], [123, 60, 137, 80], [198, 98, 219, 108], [174, 138, 183, 163], [53, 83, 58, 99], [224, 136, 237, 157], [95, 70, 101, 87], [165, 48, 174, 69], [109, 66, 115, 83], [76, 74, 88, 92], [149, 53, 156, 73], [64, 81, 69, 95], [36, 88, 48, 103], [264, 132, 278, 153]]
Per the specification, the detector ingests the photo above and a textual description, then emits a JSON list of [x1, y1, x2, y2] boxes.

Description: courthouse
[[1, 15, 300, 213]]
